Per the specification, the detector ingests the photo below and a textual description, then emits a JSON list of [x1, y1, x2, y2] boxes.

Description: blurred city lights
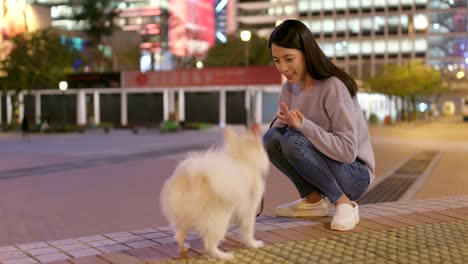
[[240, 30, 251, 42], [414, 14, 428, 30], [419, 102, 428, 112], [196, 61, 203, 69], [216, 31, 227, 43], [59, 81, 68, 92], [215, 0, 227, 12]]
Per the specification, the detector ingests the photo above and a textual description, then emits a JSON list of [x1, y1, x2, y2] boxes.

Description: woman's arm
[[298, 78, 358, 163], [271, 82, 291, 128]]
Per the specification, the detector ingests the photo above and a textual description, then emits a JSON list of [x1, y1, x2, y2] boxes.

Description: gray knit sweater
[[273, 77, 376, 183]]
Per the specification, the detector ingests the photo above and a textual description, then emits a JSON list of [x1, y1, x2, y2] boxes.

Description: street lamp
[[59, 81, 68, 127], [240, 30, 251, 126]]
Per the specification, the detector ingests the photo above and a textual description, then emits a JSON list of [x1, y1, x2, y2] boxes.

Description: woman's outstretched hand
[[276, 102, 303, 129]]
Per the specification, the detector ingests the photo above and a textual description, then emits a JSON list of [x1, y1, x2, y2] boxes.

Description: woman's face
[[271, 44, 307, 83]]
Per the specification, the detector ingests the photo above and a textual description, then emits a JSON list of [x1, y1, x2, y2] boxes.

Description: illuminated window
[[349, 0, 360, 9], [400, 15, 409, 33], [335, 41, 347, 57], [374, 16, 385, 34], [322, 42, 335, 57], [429, 0, 451, 9], [361, 17, 373, 35], [387, 40, 400, 53], [323, 19, 334, 33], [374, 40, 386, 54], [323, 0, 334, 12], [400, 39, 412, 52], [348, 18, 360, 35], [310, 0, 322, 13], [415, 38, 427, 52], [400, 15, 409, 25], [401, 0, 413, 6], [335, 19, 346, 31], [285, 5, 295, 15], [335, 0, 347, 10], [348, 41, 360, 55], [413, 14, 428, 31], [298, 0, 309, 13], [309, 20, 321, 33], [361, 41, 372, 54], [387, 0, 399, 10], [51, 5, 73, 19], [361, 0, 371, 11], [387, 16, 399, 34], [374, 0, 386, 10]]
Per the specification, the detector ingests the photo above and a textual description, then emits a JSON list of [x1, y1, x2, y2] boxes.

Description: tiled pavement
[[1, 195, 468, 264]]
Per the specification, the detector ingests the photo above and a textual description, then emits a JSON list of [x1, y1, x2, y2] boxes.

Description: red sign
[[169, 0, 215, 57], [122, 66, 281, 88]]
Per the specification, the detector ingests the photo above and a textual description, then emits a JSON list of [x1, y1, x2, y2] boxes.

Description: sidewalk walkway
[[1, 195, 467, 264]]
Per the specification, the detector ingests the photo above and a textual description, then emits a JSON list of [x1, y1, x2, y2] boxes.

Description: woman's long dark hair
[[268, 19, 357, 97]]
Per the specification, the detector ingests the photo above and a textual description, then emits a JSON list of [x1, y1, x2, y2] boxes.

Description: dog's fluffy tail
[[197, 150, 251, 203], [160, 157, 204, 219], [161, 150, 247, 213]]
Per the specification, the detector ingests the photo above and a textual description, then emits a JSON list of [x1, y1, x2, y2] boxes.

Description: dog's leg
[[203, 215, 234, 260], [239, 215, 264, 248], [174, 227, 190, 258], [204, 235, 233, 260], [239, 188, 264, 248]]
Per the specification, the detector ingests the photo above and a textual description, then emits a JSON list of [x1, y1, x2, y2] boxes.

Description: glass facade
[[296, 0, 467, 79], [237, 0, 466, 79], [237, 0, 295, 36]]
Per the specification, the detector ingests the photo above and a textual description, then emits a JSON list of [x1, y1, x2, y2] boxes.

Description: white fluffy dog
[[160, 126, 269, 260]]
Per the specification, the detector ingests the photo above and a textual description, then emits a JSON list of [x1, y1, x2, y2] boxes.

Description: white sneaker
[[275, 198, 330, 217], [331, 201, 359, 231]]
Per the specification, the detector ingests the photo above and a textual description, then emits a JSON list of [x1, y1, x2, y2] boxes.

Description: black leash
[[256, 117, 278, 217]]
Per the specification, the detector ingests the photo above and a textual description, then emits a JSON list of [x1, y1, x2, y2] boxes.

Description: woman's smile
[[285, 73, 295, 81]]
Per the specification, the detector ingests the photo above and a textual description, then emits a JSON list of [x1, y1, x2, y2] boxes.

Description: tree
[[73, 0, 120, 72], [365, 60, 447, 121], [203, 32, 272, 67], [113, 42, 141, 71], [0, 28, 78, 125], [416, 64, 447, 102]]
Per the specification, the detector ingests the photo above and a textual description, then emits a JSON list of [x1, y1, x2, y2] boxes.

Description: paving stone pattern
[[1, 195, 468, 263]]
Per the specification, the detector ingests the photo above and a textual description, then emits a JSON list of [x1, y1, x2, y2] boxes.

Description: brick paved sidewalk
[[1, 195, 467, 264]]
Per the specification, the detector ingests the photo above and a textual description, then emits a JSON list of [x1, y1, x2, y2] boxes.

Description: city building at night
[[235, 0, 467, 120], [2, 0, 467, 127], [236, 0, 295, 37], [29, 0, 226, 71], [296, 0, 467, 82], [296, 0, 467, 120], [236, 0, 467, 81]]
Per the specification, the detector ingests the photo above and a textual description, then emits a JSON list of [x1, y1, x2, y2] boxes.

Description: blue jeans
[[263, 126, 370, 204]]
